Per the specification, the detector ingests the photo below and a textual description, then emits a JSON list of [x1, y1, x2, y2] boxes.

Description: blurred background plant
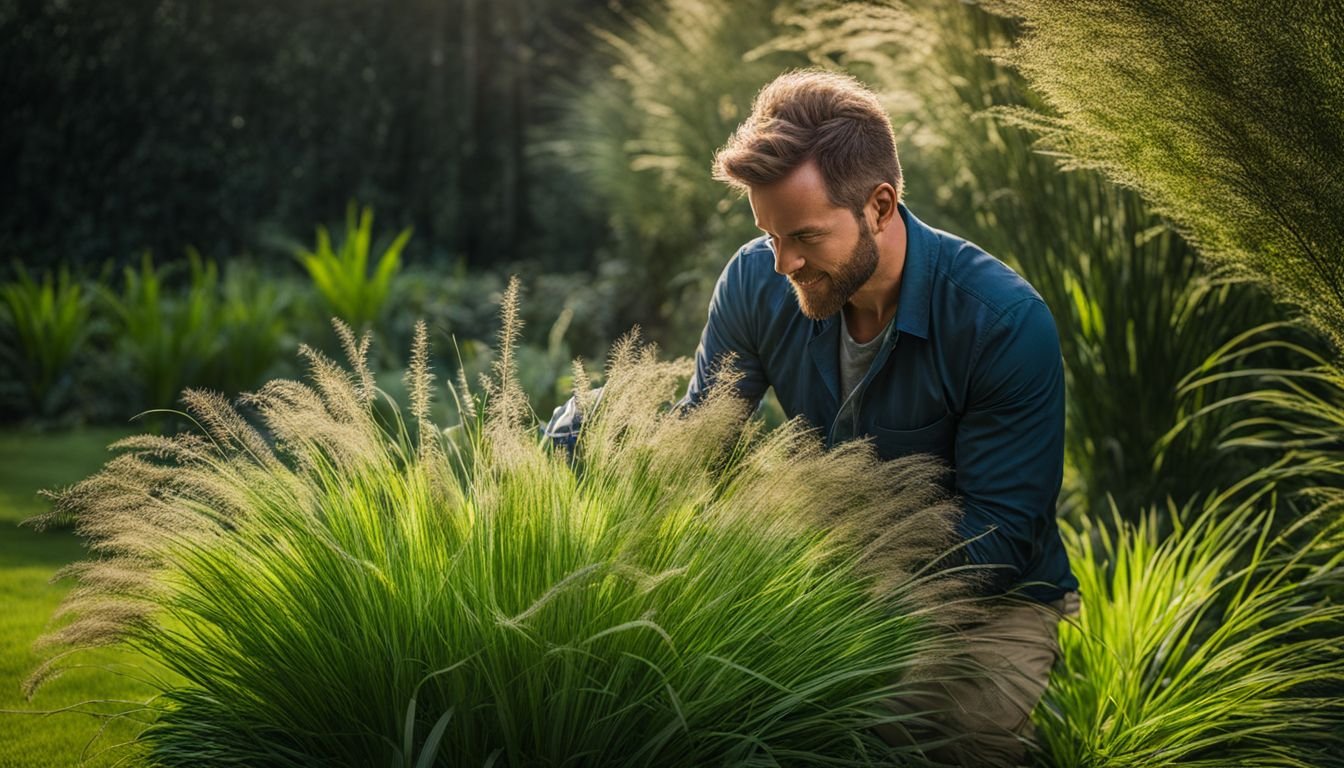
[[207, 259, 296, 396], [98, 252, 227, 423], [294, 201, 410, 350], [0, 265, 98, 423], [547, 0, 809, 349]]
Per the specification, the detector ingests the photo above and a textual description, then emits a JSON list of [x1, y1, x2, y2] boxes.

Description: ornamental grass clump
[[1035, 472, 1344, 767], [27, 280, 967, 766]]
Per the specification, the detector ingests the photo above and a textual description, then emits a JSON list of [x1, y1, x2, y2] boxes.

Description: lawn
[[0, 427, 157, 768]]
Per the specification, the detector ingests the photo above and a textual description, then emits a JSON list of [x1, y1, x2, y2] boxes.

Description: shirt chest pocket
[[867, 411, 957, 463]]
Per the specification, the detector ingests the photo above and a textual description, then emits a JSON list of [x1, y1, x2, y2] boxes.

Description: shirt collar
[[893, 203, 935, 340]]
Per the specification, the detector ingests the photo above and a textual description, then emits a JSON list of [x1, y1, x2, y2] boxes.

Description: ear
[[867, 183, 898, 234]]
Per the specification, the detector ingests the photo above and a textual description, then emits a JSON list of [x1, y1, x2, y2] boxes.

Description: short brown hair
[[713, 70, 902, 215]]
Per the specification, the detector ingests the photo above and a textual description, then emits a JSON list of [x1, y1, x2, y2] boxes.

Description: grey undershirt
[[839, 312, 893, 402]]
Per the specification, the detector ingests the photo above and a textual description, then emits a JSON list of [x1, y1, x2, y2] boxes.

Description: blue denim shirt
[[548, 204, 1077, 602]]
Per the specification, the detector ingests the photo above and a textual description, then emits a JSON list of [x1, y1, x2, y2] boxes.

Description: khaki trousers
[[875, 592, 1080, 767]]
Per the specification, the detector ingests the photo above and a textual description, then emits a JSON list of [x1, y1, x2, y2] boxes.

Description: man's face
[[748, 160, 878, 320]]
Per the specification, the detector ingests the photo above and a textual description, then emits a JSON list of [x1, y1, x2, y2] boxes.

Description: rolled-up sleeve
[[954, 298, 1065, 594]]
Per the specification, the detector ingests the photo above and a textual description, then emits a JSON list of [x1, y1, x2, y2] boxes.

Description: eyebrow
[[756, 224, 827, 237]]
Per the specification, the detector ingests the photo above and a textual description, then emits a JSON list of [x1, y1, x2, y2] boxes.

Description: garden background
[[2, 0, 1342, 765]]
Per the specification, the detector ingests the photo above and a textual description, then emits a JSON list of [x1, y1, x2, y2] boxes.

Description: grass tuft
[[29, 293, 971, 765], [1036, 469, 1344, 766]]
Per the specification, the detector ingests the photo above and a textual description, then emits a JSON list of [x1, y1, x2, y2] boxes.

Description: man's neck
[[844, 213, 908, 343]]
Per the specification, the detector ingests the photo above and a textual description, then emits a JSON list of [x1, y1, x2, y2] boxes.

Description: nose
[[771, 239, 804, 276]]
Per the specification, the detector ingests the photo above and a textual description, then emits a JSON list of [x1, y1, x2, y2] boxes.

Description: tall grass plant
[[1036, 475, 1344, 765], [28, 283, 973, 765], [555, 0, 808, 352], [995, 0, 1344, 353]]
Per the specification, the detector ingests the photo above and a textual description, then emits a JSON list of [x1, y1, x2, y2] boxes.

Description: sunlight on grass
[[25, 298, 971, 766], [0, 427, 158, 768]]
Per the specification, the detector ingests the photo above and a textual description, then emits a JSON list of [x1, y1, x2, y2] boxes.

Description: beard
[[790, 221, 879, 321]]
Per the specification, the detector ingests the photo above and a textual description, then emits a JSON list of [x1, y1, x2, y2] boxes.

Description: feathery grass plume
[[1036, 469, 1344, 767], [485, 276, 531, 436], [404, 319, 433, 426], [28, 294, 971, 765], [989, 0, 1344, 354], [550, 0, 810, 349]]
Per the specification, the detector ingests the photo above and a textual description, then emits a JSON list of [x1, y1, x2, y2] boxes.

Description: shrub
[[28, 282, 970, 766]]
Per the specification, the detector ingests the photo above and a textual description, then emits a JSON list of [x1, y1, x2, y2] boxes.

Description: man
[[547, 69, 1078, 766]]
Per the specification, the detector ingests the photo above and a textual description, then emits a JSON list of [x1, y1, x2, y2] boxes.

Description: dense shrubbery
[[0, 266, 96, 421], [0, 225, 620, 427], [0, 202, 622, 427]]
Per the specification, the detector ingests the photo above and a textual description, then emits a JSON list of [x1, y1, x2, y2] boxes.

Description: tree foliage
[[0, 0, 607, 269]]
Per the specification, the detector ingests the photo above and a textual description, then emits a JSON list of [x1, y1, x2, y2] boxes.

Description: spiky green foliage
[[993, 0, 1344, 354], [296, 202, 411, 336], [97, 251, 293, 420], [762, 0, 1284, 519], [555, 0, 808, 350], [1036, 474, 1344, 766], [27, 281, 969, 766], [206, 260, 294, 397], [1167, 324, 1344, 534], [0, 265, 96, 419], [99, 252, 226, 415]]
